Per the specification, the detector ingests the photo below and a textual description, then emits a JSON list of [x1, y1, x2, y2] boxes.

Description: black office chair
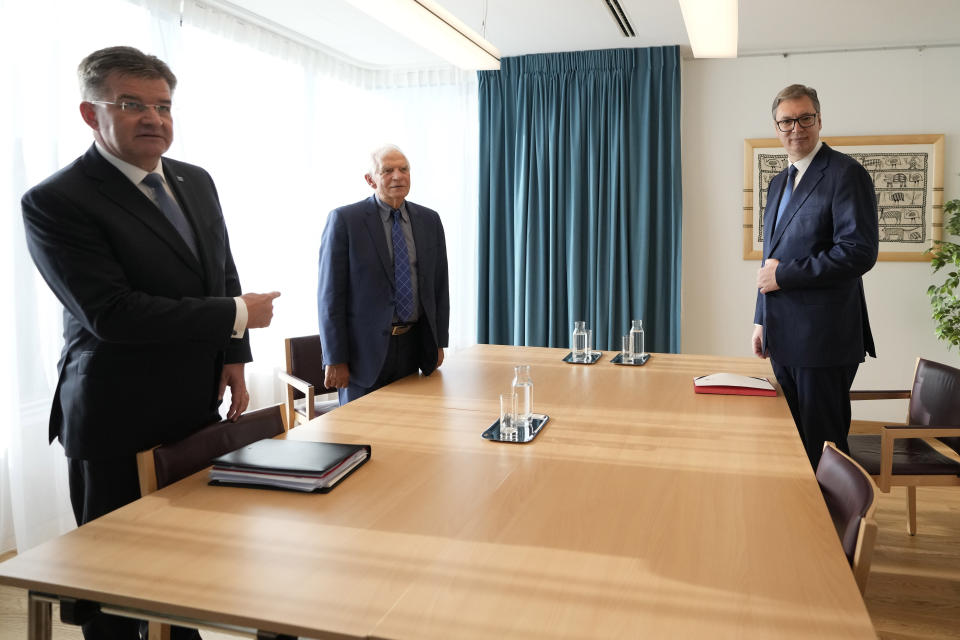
[[136, 404, 286, 495], [816, 442, 879, 594], [278, 335, 339, 429], [847, 358, 960, 535]]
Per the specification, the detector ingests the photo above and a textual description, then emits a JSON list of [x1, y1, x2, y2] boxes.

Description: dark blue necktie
[[142, 173, 199, 259], [391, 208, 414, 322], [774, 164, 798, 234]]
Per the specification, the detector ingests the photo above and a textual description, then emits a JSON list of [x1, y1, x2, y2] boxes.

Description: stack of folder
[[210, 439, 370, 493]]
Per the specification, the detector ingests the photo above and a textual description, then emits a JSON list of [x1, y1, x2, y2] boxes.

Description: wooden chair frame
[[850, 358, 960, 535], [279, 336, 338, 429], [820, 442, 879, 594], [136, 448, 161, 496]]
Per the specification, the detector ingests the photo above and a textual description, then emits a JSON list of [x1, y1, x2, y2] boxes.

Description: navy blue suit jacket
[[317, 195, 450, 389], [22, 145, 249, 460], [754, 143, 878, 367]]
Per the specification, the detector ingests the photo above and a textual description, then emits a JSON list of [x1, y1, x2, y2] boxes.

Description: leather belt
[[391, 323, 415, 336]]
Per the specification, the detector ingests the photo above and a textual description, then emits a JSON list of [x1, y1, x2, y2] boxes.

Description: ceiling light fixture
[[677, 0, 738, 58], [342, 0, 500, 70]]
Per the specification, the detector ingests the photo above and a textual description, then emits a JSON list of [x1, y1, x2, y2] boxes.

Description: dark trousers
[[770, 361, 860, 469], [338, 322, 424, 405], [68, 458, 201, 640]]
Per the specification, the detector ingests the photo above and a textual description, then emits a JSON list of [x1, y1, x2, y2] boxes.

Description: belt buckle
[[391, 324, 412, 336]]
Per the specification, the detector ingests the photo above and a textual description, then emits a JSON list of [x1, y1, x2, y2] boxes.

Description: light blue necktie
[[774, 164, 798, 234], [142, 173, 199, 259], [391, 209, 415, 322]]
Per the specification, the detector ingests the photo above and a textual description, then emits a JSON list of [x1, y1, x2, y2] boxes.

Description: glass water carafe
[[630, 320, 645, 359], [572, 320, 587, 362], [511, 365, 533, 428]]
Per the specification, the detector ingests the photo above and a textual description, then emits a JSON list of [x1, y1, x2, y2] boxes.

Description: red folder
[[693, 373, 777, 397], [693, 384, 777, 397]]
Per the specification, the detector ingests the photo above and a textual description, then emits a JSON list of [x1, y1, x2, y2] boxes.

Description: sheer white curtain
[[0, 0, 478, 553]]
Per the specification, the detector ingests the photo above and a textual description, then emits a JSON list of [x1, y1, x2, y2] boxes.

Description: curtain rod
[[735, 41, 960, 60]]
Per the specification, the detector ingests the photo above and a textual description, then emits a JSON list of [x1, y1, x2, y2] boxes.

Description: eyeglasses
[[775, 113, 818, 132], [90, 100, 172, 117]]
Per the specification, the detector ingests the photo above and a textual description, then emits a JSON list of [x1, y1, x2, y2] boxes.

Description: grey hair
[[771, 84, 820, 119], [367, 144, 409, 176], [78, 46, 177, 100]]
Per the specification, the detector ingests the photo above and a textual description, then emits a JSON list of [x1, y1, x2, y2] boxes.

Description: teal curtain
[[477, 47, 682, 352]]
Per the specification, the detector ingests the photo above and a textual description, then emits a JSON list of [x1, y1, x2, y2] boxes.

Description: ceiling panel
[[223, 0, 960, 68]]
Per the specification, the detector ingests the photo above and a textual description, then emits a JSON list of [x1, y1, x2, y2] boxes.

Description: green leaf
[[928, 198, 960, 349]]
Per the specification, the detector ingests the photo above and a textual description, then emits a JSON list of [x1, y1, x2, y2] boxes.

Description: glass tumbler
[[500, 392, 517, 436], [621, 335, 633, 363]]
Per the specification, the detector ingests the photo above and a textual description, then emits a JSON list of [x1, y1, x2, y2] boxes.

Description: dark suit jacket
[[317, 195, 450, 389], [22, 144, 250, 460], [754, 143, 878, 367]]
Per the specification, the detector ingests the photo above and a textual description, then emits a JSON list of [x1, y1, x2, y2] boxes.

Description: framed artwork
[[743, 134, 945, 261]]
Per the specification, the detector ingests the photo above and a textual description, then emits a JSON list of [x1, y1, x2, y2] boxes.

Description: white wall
[[680, 47, 960, 420]]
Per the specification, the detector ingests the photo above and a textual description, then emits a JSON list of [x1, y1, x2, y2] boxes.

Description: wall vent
[[603, 0, 635, 37]]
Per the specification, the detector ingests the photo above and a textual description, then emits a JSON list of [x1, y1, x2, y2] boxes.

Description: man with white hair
[[317, 145, 450, 404]]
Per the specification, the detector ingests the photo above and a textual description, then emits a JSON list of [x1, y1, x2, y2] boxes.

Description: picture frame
[[743, 134, 945, 261]]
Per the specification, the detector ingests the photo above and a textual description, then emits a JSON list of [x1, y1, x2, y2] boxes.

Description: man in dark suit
[[318, 145, 449, 404], [753, 84, 878, 469], [22, 46, 279, 639]]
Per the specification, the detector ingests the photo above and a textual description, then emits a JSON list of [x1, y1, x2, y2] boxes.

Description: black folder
[[209, 439, 371, 493]]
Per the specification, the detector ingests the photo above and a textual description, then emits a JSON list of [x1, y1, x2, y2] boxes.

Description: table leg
[[27, 592, 52, 640]]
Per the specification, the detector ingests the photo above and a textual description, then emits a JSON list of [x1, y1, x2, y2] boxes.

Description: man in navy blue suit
[[752, 84, 878, 469], [317, 145, 449, 404]]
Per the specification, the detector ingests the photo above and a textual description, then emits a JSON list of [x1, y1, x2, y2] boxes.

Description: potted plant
[[927, 198, 960, 349]]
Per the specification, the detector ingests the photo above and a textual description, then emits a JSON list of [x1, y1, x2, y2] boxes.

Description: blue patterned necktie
[[142, 173, 199, 259], [774, 164, 798, 234], [391, 208, 415, 322]]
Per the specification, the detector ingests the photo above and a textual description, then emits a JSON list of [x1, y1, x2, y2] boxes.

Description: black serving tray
[[482, 414, 550, 443], [611, 353, 651, 366], [562, 351, 602, 364]]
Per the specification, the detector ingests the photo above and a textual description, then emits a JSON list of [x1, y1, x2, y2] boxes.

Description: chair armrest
[[850, 390, 911, 401], [876, 425, 960, 490], [881, 424, 960, 438], [278, 371, 313, 394]]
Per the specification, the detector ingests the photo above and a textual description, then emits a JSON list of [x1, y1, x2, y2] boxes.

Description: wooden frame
[[850, 357, 960, 536], [279, 335, 339, 429], [280, 336, 314, 429], [136, 448, 159, 496], [743, 134, 945, 261], [821, 442, 879, 595]]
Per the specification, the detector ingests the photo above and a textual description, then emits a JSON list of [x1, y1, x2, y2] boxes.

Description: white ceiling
[[224, 0, 960, 68]]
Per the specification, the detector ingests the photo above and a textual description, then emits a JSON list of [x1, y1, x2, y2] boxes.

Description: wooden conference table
[[0, 345, 875, 639]]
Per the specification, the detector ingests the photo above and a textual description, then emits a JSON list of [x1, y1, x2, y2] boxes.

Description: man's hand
[[325, 363, 350, 389], [219, 362, 249, 422], [751, 324, 767, 359], [242, 291, 281, 328], [756, 258, 780, 294], [436, 347, 445, 368]]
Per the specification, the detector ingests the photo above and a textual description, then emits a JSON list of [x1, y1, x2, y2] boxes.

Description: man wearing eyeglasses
[[21, 46, 279, 639], [752, 84, 878, 469]]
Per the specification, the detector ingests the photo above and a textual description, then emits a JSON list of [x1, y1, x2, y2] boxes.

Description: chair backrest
[[286, 335, 336, 397], [908, 358, 960, 455], [816, 442, 879, 594], [137, 404, 286, 495]]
